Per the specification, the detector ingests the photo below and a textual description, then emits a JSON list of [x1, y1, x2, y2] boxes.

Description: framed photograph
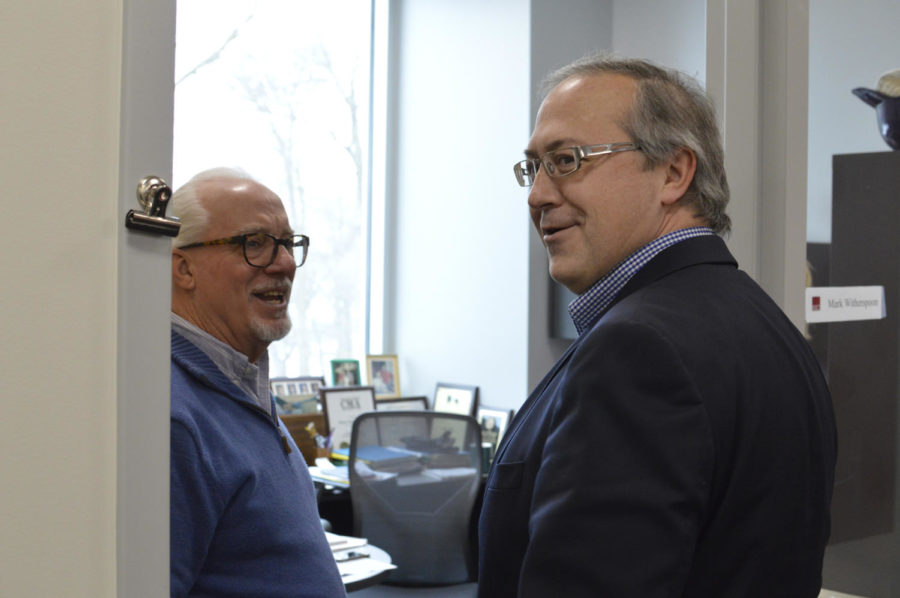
[[330, 359, 361, 387], [320, 386, 376, 450], [270, 376, 325, 415], [374, 396, 428, 411], [365, 354, 401, 398], [433, 382, 479, 416], [476, 405, 514, 456]]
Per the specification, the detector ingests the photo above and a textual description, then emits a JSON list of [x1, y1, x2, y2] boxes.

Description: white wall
[[807, 0, 900, 243], [0, 2, 120, 596], [388, 0, 531, 410]]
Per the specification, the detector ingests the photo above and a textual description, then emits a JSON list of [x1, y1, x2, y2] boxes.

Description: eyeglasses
[[178, 233, 309, 268], [513, 142, 641, 187]]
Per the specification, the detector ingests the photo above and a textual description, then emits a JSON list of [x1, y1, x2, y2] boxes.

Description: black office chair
[[348, 411, 481, 597]]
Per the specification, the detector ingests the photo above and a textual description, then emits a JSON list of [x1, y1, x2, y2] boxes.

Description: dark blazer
[[478, 235, 836, 598]]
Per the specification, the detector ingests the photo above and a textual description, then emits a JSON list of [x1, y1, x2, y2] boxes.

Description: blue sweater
[[170, 331, 345, 598]]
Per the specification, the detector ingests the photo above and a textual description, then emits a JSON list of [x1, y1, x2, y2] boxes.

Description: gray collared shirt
[[171, 313, 273, 413]]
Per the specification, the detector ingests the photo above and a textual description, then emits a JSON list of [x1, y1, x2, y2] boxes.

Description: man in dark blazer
[[478, 54, 836, 597]]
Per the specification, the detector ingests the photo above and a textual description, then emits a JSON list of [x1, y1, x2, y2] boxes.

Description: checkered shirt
[[568, 227, 715, 336]]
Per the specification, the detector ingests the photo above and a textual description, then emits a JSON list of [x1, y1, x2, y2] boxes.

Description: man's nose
[[266, 244, 297, 273], [526, 165, 563, 211]]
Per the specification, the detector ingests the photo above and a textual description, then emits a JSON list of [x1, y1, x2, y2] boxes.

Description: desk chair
[[348, 411, 481, 596]]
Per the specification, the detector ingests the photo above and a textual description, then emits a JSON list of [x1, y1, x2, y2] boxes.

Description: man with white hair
[[168, 168, 344, 597]]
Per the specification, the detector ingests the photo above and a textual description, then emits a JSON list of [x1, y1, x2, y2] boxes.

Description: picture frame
[[270, 376, 325, 415], [374, 396, 428, 411], [476, 405, 514, 457], [320, 385, 376, 450], [330, 359, 361, 387], [365, 354, 401, 398], [432, 382, 479, 416]]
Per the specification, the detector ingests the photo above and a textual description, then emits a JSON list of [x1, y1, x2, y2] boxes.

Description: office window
[[173, 0, 374, 378]]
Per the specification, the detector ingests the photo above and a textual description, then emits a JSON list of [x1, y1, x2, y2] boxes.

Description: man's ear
[[660, 147, 697, 206], [172, 250, 196, 292]]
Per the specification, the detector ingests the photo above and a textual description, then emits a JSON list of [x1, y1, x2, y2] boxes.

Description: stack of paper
[[325, 531, 368, 552], [308, 458, 350, 487], [325, 531, 396, 588], [330, 445, 424, 474]]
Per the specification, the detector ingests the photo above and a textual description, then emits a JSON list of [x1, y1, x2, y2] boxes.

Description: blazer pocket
[[487, 461, 525, 490]]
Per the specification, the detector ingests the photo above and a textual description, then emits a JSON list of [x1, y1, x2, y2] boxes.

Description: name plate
[[805, 286, 886, 323]]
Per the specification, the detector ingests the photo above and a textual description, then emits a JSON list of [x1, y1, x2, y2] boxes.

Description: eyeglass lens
[[544, 148, 578, 175], [243, 233, 306, 268], [515, 160, 538, 186], [515, 148, 580, 187]]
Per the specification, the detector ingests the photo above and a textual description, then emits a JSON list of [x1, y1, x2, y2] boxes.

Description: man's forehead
[[199, 178, 289, 229], [527, 73, 635, 153], [548, 72, 636, 103], [198, 178, 280, 206], [199, 177, 263, 199]]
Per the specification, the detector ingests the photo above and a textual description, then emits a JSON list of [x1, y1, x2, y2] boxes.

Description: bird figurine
[[852, 69, 900, 150]]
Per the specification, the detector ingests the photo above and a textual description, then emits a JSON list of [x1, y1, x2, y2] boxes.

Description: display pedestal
[[821, 150, 900, 596]]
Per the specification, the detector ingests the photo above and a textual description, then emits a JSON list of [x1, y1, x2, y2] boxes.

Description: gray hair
[[170, 167, 257, 247], [541, 53, 731, 234]]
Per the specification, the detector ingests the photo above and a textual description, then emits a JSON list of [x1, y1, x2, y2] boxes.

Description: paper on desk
[[327, 532, 397, 584], [394, 467, 477, 486], [337, 555, 396, 580], [424, 467, 477, 480], [353, 461, 398, 481], [325, 531, 368, 552], [308, 461, 349, 486]]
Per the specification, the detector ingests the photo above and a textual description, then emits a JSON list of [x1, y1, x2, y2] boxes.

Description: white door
[[117, 0, 176, 595]]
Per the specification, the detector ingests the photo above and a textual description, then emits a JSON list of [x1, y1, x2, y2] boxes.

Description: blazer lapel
[[493, 336, 584, 462]]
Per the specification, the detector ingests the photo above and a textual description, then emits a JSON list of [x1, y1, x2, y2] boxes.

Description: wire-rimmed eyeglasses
[[178, 233, 309, 268], [513, 142, 641, 187]]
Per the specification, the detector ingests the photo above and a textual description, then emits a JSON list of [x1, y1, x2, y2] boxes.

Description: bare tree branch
[[175, 13, 253, 86]]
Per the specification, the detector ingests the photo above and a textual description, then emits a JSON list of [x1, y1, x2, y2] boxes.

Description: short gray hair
[[170, 167, 257, 247], [541, 53, 731, 234]]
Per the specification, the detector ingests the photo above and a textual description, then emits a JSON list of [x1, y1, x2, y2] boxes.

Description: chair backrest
[[348, 411, 483, 585]]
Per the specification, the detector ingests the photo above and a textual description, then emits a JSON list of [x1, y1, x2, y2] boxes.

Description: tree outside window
[[173, 0, 372, 377]]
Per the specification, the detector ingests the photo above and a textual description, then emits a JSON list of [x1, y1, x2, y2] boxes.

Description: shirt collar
[[171, 313, 273, 413], [568, 227, 715, 336]]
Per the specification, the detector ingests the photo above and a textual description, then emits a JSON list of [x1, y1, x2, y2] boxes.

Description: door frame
[[117, 0, 176, 595], [707, 0, 809, 330]]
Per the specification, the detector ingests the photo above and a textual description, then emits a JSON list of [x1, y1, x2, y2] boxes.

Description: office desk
[[327, 531, 395, 592], [339, 544, 393, 593]]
